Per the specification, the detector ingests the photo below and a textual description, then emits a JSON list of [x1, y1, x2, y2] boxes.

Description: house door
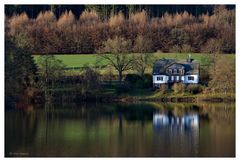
[[174, 76, 178, 82]]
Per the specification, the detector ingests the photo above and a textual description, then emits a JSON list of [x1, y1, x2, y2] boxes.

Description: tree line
[[5, 5, 235, 54], [5, 5, 235, 19]]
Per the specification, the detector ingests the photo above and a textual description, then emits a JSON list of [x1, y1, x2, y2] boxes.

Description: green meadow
[[33, 53, 235, 75]]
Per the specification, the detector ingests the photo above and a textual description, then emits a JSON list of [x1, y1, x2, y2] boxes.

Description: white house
[[152, 56, 199, 88]]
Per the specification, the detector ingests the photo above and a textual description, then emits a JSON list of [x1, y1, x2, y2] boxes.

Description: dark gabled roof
[[153, 58, 199, 75], [166, 63, 185, 69], [152, 58, 175, 75]]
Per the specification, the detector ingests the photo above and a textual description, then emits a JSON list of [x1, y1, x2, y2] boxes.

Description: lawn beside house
[[33, 53, 235, 67], [33, 53, 235, 75]]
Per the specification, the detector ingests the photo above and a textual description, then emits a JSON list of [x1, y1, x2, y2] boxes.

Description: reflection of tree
[[173, 105, 185, 117], [118, 112, 123, 137], [200, 103, 235, 124], [5, 107, 39, 156]]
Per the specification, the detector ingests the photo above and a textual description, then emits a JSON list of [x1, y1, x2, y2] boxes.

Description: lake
[[5, 102, 235, 157]]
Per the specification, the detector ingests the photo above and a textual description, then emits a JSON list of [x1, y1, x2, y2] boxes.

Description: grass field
[[33, 53, 235, 75]]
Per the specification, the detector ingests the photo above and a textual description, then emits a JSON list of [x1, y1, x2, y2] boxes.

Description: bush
[[159, 84, 168, 94], [124, 74, 142, 87], [80, 67, 101, 95], [124, 73, 152, 89], [186, 84, 204, 94], [172, 83, 186, 94], [115, 84, 131, 94], [141, 74, 153, 89]]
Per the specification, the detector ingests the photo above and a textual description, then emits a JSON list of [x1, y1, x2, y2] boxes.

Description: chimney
[[187, 54, 193, 63]]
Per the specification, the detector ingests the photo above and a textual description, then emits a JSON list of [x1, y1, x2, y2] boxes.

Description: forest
[[5, 5, 235, 54]]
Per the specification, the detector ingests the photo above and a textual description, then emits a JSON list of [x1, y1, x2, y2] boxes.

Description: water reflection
[[153, 112, 199, 129], [153, 112, 200, 156], [5, 102, 235, 157]]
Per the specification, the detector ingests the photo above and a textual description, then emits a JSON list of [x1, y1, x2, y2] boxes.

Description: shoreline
[[32, 91, 235, 104], [117, 95, 235, 103]]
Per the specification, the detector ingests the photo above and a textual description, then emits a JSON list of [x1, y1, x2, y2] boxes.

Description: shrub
[[124, 73, 152, 89], [172, 83, 186, 94], [186, 84, 204, 94], [116, 84, 131, 94], [159, 84, 168, 94], [142, 74, 152, 89], [124, 74, 142, 88], [80, 67, 101, 95]]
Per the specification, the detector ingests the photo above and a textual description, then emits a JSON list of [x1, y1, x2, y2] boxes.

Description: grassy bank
[[117, 89, 235, 103]]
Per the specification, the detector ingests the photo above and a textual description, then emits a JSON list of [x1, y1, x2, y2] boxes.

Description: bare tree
[[133, 35, 155, 77], [98, 36, 134, 83]]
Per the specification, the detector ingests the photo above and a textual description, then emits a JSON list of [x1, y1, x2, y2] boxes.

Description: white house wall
[[184, 75, 199, 84], [153, 75, 168, 84], [153, 75, 199, 84]]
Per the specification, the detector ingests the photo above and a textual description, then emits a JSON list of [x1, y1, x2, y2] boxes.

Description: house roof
[[153, 58, 199, 75]]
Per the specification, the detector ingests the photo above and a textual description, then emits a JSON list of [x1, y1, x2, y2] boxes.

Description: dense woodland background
[[5, 5, 235, 54]]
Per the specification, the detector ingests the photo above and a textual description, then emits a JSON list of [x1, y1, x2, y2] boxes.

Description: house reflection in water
[[153, 113, 199, 129], [152, 112, 200, 156]]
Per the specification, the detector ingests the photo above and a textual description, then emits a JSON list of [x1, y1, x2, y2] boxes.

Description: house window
[[168, 69, 172, 74], [188, 76, 194, 81], [157, 76, 163, 81], [179, 69, 184, 75], [174, 69, 177, 74]]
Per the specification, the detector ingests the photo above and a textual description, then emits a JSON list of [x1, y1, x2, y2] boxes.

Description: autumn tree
[[133, 35, 155, 77], [108, 11, 125, 37], [78, 10, 103, 53], [57, 10, 76, 53], [99, 37, 134, 83], [79, 9, 100, 25], [170, 28, 189, 52], [129, 10, 148, 36], [209, 55, 235, 94], [8, 12, 32, 50]]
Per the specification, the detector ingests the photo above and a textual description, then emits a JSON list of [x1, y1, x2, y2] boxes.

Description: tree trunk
[[140, 66, 145, 77], [118, 70, 123, 84]]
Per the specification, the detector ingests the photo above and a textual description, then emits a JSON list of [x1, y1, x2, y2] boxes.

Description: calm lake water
[[5, 102, 235, 157]]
